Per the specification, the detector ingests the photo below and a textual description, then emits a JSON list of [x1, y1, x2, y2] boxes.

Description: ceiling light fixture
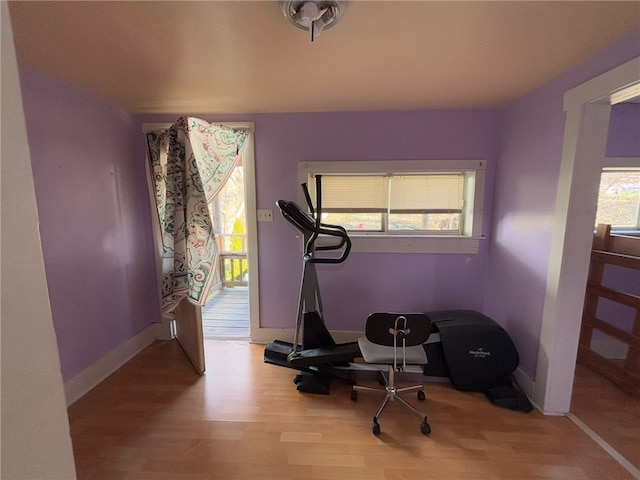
[[281, 0, 347, 42]]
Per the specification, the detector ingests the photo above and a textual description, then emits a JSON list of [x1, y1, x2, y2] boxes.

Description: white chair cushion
[[358, 336, 428, 365]]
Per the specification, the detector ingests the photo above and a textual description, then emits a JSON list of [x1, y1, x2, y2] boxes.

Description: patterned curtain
[[145, 116, 248, 318]]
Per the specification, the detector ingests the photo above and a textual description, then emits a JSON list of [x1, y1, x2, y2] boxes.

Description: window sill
[[317, 234, 484, 254]]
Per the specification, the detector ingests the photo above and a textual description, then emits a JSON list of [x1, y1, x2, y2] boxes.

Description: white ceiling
[[9, 1, 640, 114]]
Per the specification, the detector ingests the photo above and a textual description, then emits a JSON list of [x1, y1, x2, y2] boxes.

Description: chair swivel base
[[351, 372, 431, 435]]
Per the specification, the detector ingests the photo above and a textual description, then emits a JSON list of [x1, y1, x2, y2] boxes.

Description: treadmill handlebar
[[276, 199, 351, 264]]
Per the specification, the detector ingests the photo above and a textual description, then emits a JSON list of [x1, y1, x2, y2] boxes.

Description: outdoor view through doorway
[[202, 160, 250, 338]]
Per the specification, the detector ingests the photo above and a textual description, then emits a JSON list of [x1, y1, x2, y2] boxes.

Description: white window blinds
[[310, 175, 387, 212], [389, 175, 464, 213], [311, 174, 464, 213]]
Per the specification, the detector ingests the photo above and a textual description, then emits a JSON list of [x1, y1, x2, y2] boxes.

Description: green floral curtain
[[145, 117, 247, 317]]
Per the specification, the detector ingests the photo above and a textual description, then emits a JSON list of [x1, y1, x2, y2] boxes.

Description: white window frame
[[599, 157, 640, 234], [298, 160, 486, 254]]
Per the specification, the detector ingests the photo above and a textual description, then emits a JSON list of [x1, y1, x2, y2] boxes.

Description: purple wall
[[19, 66, 160, 381], [484, 29, 640, 378], [607, 103, 640, 157], [139, 110, 501, 331], [254, 111, 502, 331]]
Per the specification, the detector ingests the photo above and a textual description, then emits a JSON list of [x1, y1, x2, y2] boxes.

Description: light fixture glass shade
[[281, 0, 347, 41], [297, 2, 320, 22]]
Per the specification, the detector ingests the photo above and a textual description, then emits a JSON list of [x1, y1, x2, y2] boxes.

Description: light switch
[[257, 209, 273, 222]]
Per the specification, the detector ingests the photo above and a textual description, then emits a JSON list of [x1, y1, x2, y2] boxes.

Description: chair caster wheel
[[372, 421, 381, 435], [420, 421, 431, 435], [350, 391, 358, 401], [418, 390, 425, 401]]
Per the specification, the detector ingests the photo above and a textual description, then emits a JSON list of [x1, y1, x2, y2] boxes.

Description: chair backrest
[[365, 313, 432, 347]]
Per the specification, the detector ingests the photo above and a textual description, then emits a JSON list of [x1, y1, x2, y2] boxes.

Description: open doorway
[[534, 58, 640, 414], [569, 147, 640, 472], [143, 121, 259, 373], [533, 65, 639, 477], [202, 160, 250, 339]]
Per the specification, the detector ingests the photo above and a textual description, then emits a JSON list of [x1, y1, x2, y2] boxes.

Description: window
[[595, 166, 640, 232], [299, 160, 486, 254], [309, 174, 465, 234]]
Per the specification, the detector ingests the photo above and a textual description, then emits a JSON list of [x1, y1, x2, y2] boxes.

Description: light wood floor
[[68, 340, 636, 480], [570, 363, 640, 472], [201, 287, 249, 338]]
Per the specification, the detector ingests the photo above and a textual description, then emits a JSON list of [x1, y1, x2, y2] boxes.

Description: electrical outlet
[[257, 209, 273, 222]]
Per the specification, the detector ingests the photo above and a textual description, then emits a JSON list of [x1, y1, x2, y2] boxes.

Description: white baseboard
[[512, 367, 548, 413], [511, 367, 565, 415], [64, 324, 160, 406], [249, 327, 293, 344], [330, 330, 362, 343], [249, 327, 362, 345], [512, 367, 534, 399]]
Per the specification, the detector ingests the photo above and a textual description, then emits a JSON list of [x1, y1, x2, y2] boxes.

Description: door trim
[[535, 56, 640, 414]]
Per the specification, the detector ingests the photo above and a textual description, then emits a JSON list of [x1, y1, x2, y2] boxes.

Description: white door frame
[[534, 57, 640, 414], [242, 131, 261, 341]]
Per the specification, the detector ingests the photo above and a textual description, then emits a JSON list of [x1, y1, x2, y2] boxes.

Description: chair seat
[[358, 337, 428, 365]]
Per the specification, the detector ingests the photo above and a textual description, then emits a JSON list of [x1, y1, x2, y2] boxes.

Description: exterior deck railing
[[217, 233, 248, 287]]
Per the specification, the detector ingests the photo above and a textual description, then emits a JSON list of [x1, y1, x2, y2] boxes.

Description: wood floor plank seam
[[566, 412, 640, 480]]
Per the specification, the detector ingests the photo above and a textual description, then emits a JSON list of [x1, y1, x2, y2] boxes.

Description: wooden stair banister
[[578, 224, 640, 397]]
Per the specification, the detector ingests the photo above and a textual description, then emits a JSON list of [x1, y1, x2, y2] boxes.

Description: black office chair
[[351, 313, 432, 435]]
